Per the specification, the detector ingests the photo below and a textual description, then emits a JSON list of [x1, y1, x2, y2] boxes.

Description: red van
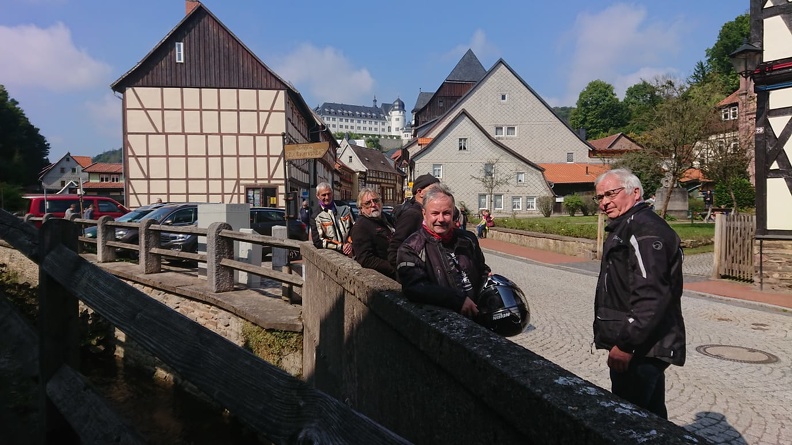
[[23, 195, 129, 220]]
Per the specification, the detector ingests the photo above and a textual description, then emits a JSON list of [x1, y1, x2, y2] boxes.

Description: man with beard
[[396, 183, 490, 317], [310, 182, 353, 255], [350, 188, 396, 279]]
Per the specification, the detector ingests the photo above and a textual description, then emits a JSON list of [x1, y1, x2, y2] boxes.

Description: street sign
[[284, 142, 329, 160]]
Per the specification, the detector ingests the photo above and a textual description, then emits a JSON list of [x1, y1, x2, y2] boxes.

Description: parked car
[[250, 207, 308, 258], [84, 203, 165, 240], [382, 205, 394, 217], [23, 194, 128, 226], [93, 203, 199, 257]]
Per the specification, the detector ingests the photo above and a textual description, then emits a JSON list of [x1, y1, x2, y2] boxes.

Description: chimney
[[186, 0, 200, 15]]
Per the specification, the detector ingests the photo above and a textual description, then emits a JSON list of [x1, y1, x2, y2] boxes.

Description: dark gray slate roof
[[446, 49, 486, 83], [412, 92, 434, 113], [348, 143, 397, 172]]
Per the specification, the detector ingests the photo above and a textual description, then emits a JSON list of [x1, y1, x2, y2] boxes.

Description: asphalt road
[[485, 250, 792, 445]]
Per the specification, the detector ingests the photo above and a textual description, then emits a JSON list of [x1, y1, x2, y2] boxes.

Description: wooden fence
[[713, 213, 756, 282], [1, 210, 407, 444]]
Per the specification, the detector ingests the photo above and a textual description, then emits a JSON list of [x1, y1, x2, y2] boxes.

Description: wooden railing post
[[140, 219, 161, 274], [38, 219, 80, 445], [96, 215, 116, 263], [712, 213, 724, 279], [207, 222, 234, 292]]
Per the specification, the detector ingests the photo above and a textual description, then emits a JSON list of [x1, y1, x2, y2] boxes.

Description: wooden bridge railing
[[2, 209, 408, 444]]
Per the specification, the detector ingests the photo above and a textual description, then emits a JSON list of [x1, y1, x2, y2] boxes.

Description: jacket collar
[[605, 202, 648, 232]]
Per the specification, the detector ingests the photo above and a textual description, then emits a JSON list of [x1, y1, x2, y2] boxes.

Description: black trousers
[[610, 356, 670, 419]]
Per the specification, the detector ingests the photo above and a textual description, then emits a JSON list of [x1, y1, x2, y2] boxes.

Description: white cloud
[[443, 29, 499, 64], [561, 3, 685, 104], [85, 93, 122, 139], [0, 23, 112, 92], [271, 43, 374, 106]]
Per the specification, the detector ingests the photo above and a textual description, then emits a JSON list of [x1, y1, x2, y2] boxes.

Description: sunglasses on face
[[362, 198, 381, 208], [593, 187, 625, 203]]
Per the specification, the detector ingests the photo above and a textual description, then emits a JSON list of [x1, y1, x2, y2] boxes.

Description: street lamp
[[729, 39, 762, 79]]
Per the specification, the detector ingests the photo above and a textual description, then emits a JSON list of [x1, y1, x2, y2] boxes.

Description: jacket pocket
[[594, 307, 627, 349]]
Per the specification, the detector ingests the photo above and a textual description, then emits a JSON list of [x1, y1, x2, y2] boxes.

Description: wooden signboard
[[284, 142, 329, 160]]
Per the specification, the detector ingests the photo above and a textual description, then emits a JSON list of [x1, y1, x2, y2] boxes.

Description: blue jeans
[[610, 357, 670, 418]]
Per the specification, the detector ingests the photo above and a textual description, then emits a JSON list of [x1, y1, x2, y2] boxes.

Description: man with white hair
[[593, 168, 686, 419], [309, 182, 353, 255]]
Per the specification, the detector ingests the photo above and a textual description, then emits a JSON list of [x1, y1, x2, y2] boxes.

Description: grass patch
[[495, 214, 715, 247], [242, 322, 302, 373]]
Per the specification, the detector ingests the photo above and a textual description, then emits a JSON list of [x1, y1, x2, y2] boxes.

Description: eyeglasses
[[362, 198, 381, 208], [593, 187, 625, 203]]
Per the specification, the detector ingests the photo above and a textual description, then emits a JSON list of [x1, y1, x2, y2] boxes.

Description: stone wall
[[755, 239, 792, 292], [301, 247, 696, 444], [488, 227, 599, 259]]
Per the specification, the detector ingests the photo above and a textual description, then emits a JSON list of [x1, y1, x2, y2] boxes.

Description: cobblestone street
[[486, 250, 792, 445]]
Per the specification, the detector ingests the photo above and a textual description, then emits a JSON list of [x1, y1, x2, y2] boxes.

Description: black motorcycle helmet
[[474, 274, 530, 337]]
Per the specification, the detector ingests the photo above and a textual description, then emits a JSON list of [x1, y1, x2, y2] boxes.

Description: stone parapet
[[755, 239, 792, 292], [488, 227, 598, 259]]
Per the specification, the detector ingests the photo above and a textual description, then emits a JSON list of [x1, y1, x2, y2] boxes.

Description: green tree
[[569, 80, 629, 139], [552, 106, 574, 126], [705, 13, 750, 92], [611, 150, 665, 199], [470, 158, 511, 211], [636, 78, 716, 218], [0, 85, 50, 187], [622, 80, 661, 135], [93, 148, 122, 163]]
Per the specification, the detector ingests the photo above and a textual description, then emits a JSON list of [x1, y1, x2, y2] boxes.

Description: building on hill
[[38, 152, 93, 194], [315, 97, 407, 141], [111, 1, 338, 208]]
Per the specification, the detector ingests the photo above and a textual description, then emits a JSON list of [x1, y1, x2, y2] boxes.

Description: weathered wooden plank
[[40, 245, 408, 444], [220, 229, 302, 250], [221, 258, 304, 287], [0, 209, 40, 260], [46, 365, 147, 445]]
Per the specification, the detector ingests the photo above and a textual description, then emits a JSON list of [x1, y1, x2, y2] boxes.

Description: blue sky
[[0, 0, 749, 163]]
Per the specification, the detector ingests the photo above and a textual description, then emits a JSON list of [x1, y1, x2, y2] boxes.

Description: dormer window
[[721, 105, 738, 121], [175, 42, 184, 63]]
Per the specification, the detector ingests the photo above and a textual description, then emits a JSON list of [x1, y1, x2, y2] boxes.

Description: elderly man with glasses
[[592, 168, 686, 419], [349, 188, 396, 279]]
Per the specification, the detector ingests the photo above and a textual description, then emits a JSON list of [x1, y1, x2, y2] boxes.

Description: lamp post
[[729, 40, 762, 79]]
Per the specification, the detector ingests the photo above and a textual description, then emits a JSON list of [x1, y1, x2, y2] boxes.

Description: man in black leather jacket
[[350, 188, 396, 279], [396, 184, 489, 317], [593, 169, 686, 419]]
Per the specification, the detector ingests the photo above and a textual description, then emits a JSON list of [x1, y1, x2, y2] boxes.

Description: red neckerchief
[[422, 222, 454, 243]]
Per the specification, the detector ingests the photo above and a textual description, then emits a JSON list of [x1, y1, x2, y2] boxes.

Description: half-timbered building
[[111, 1, 337, 208]]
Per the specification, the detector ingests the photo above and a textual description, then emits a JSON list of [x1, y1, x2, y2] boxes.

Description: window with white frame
[[458, 138, 468, 151], [348, 155, 352, 163], [722, 105, 738, 121], [526, 196, 537, 210], [433, 164, 443, 178], [567, 152, 574, 163], [494, 194, 504, 210], [478, 194, 488, 209], [484, 163, 494, 177], [495, 126, 515, 137], [500, 93, 508, 102], [175, 42, 184, 63], [516, 172, 525, 184], [512, 196, 522, 210]]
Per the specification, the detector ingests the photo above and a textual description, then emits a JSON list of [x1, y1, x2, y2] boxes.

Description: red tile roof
[[73, 156, 93, 168], [717, 90, 739, 107], [679, 168, 712, 183], [538, 163, 611, 184], [84, 163, 123, 173]]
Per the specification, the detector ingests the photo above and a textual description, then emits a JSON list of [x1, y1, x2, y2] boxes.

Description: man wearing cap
[[387, 173, 440, 270]]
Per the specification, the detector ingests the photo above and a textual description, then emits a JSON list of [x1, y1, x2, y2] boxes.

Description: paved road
[[484, 250, 792, 445]]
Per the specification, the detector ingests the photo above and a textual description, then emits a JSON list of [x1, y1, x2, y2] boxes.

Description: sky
[[0, 0, 749, 163]]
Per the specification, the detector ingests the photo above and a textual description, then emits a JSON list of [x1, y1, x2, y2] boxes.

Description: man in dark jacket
[[396, 183, 489, 317], [350, 188, 396, 279], [387, 173, 440, 269], [593, 168, 686, 419]]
